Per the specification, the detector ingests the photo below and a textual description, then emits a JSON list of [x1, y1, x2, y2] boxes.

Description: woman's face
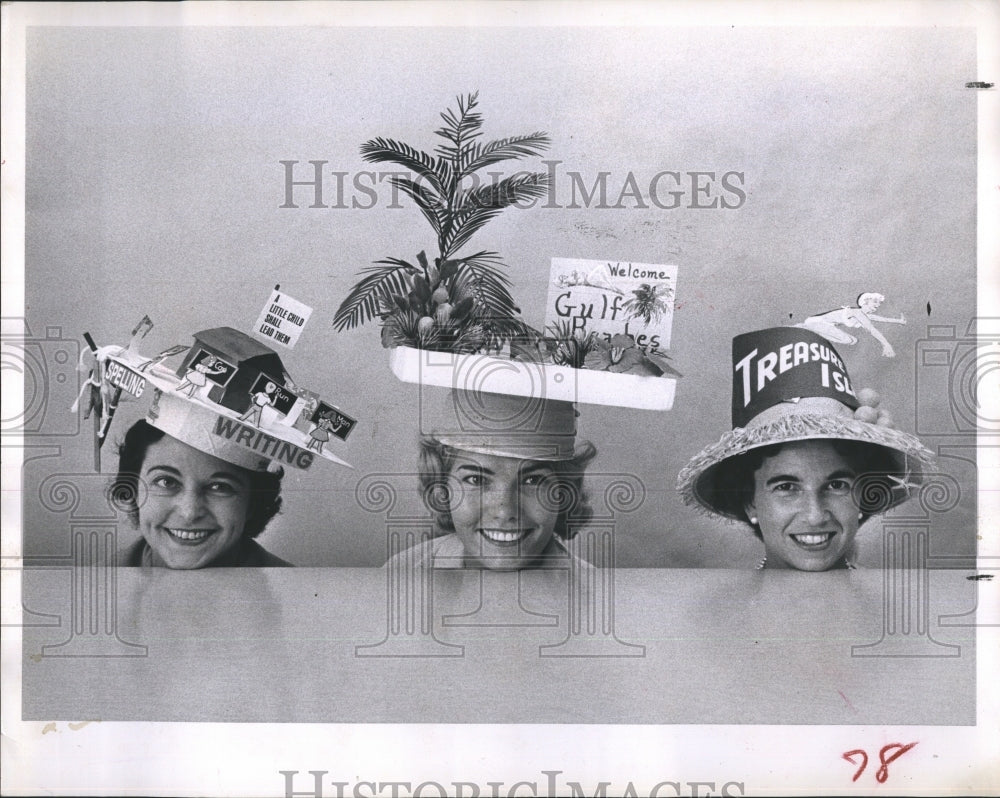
[[446, 450, 560, 570], [744, 440, 861, 571], [137, 435, 251, 569]]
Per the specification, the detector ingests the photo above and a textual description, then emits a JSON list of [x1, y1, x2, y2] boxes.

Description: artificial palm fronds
[[334, 92, 550, 352]]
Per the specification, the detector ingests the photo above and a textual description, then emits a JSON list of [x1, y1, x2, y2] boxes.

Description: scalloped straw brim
[[676, 412, 937, 523]]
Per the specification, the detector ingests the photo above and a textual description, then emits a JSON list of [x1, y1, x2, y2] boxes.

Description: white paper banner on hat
[[545, 257, 678, 350], [252, 287, 313, 349]]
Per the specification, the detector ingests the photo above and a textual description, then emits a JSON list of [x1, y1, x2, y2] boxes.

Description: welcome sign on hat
[[731, 326, 859, 428]]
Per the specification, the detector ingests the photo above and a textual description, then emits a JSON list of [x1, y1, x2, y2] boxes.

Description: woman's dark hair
[[417, 437, 598, 540], [716, 439, 902, 540], [112, 420, 283, 539]]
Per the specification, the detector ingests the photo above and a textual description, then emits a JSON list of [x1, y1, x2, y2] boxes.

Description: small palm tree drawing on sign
[[622, 283, 673, 326]]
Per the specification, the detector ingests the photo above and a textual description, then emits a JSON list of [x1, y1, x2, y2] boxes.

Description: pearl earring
[[750, 516, 758, 525], [858, 512, 863, 520]]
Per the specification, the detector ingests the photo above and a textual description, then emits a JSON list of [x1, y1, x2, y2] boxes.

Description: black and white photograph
[[2, 1, 998, 795]]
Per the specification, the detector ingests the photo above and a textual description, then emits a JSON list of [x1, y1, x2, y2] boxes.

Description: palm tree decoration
[[334, 92, 551, 352], [622, 283, 673, 326]]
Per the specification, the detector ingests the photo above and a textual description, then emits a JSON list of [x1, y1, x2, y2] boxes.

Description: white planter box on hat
[[389, 345, 676, 411]]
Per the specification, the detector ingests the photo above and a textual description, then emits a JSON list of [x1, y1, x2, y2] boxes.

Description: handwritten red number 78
[[843, 742, 918, 783]]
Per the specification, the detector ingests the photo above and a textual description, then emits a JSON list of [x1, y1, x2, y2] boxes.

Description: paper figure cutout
[[237, 374, 298, 428], [308, 402, 357, 450], [177, 353, 228, 397], [307, 410, 336, 453], [795, 292, 906, 358], [239, 379, 279, 426]]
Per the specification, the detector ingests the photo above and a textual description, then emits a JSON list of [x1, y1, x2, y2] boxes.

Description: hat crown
[[731, 327, 859, 429], [433, 389, 579, 461]]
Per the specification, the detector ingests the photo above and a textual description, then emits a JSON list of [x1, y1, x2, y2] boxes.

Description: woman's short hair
[[857, 291, 885, 306], [417, 437, 598, 540], [112, 420, 283, 539], [716, 439, 902, 539]]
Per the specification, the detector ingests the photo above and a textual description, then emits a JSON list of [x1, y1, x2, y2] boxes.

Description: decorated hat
[[429, 388, 585, 462], [91, 323, 355, 472], [676, 326, 936, 521]]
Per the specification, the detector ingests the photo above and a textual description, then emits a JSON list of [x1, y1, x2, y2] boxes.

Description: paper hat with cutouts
[[676, 326, 936, 522], [99, 326, 354, 472]]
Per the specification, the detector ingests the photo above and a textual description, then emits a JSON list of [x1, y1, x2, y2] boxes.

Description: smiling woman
[[114, 420, 289, 568], [730, 439, 898, 570], [677, 326, 936, 571], [84, 321, 354, 569], [393, 389, 597, 570]]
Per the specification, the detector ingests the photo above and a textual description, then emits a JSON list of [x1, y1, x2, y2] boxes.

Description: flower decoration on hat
[[333, 92, 546, 354], [332, 92, 682, 410]]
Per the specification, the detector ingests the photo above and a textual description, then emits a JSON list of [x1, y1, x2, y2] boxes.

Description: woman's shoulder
[[116, 537, 148, 567], [115, 537, 293, 567], [235, 539, 294, 567], [384, 533, 464, 569]]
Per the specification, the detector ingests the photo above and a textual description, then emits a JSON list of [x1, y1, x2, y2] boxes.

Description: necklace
[[756, 556, 857, 570]]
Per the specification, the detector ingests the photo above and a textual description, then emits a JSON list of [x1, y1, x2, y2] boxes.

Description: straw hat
[[676, 326, 935, 522], [430, 388, 586, 462]]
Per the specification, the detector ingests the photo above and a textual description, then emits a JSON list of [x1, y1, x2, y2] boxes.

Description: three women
[[109, 322, 933, 572]]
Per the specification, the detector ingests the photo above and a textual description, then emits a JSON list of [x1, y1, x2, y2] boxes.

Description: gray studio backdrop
[[22, 25, 977, 567]]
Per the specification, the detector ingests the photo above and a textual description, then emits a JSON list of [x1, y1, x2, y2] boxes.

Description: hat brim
[[432, 433, 592, 462], [676, 413, 937, 523], [105, 353, 353, 470]]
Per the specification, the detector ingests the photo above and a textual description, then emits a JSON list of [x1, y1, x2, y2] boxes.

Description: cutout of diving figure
[[795, 292, 906, 358]]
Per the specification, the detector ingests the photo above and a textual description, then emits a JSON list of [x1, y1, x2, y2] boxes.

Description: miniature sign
[[545, 257, 678, 353], [310, 401, 356, 443], [245, 373, 298, 416], [731, 326, 859, 428], [253, 287, 313, 349], [177, 349, 237, 397], [237, 373, 298, 427], [209, 412, 316, 470], [103, 358, 147, 398]]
